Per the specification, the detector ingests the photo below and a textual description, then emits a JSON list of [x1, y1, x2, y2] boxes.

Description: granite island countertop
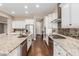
[[49, 33, 79, 56], [0, 33, 32, 55]]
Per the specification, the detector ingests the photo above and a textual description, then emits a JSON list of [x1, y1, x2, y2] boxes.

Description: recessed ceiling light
[[24, 6, 28, 9], [0, 4, 2, 6], [11, 11, 15, 14], [25, 11, 28, 14], [36, 4, 40, 8]]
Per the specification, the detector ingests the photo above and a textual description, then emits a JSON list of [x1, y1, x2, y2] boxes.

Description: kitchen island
[[49, 33, 79, 56], [0, 33, 32, 56]]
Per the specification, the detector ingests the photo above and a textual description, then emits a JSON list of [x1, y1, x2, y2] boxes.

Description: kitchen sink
[[52, 34, 66, 39]]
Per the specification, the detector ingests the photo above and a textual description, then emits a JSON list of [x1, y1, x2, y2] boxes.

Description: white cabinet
[[8, 39, 28, 56], [71, 4, 79, 28], [8, 45, 21, 56], [27, 34, 33, 50], [61, 4, 71, 28], [12, 21, 25, 29], [61, 3, 79, 28], [54, 42, 71, 56], [0, 16, 7, 23]]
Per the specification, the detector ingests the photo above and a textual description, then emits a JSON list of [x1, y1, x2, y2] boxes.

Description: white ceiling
[[0, 3, 57, 18]]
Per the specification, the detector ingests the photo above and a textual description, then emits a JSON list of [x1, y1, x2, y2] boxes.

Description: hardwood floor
[[27, 34, 50, 56]]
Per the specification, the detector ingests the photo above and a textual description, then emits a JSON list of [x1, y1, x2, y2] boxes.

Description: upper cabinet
[[0, 16, 7, 23], [61, 4, 71, 28], [71, 4, 79, 28], [12, 21, 25, 29], [61, 3, 79, 28]]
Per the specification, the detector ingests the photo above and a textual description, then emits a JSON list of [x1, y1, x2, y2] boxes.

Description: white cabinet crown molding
[[59, 3, 69, 8]]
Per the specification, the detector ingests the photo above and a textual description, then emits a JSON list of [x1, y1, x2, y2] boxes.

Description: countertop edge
[[48, 33, 79, 56], [0, 33, 32, 55]]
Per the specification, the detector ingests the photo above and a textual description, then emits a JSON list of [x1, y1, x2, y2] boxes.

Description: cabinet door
[[0, 16, 7, 23], [8, 45, 21, 56], [27, 35, 33, 50], [54, 42, 71, 56], [61, 4, 70, 28], [21, 40, 27, 56], [71, 4, 79, 28], [54, 42, 59, 56], [54, 42, 63, 56]]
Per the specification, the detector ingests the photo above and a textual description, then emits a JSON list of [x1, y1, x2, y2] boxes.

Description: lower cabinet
[[54, 42, 71, 56], [27, 35, 33, 51], [8, 40, 27, 56], [21, 40, 27, 56], [8, 35, 33, 56], [8, 45, 21, 56]]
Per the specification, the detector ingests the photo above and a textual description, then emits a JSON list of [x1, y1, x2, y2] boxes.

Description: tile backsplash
[[58, 28, 70, 36], [58, 28, 79, 39]]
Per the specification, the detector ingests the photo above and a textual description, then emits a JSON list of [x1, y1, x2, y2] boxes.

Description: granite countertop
[[0, 33, 31, 55], [49, 33, 79, 56]]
